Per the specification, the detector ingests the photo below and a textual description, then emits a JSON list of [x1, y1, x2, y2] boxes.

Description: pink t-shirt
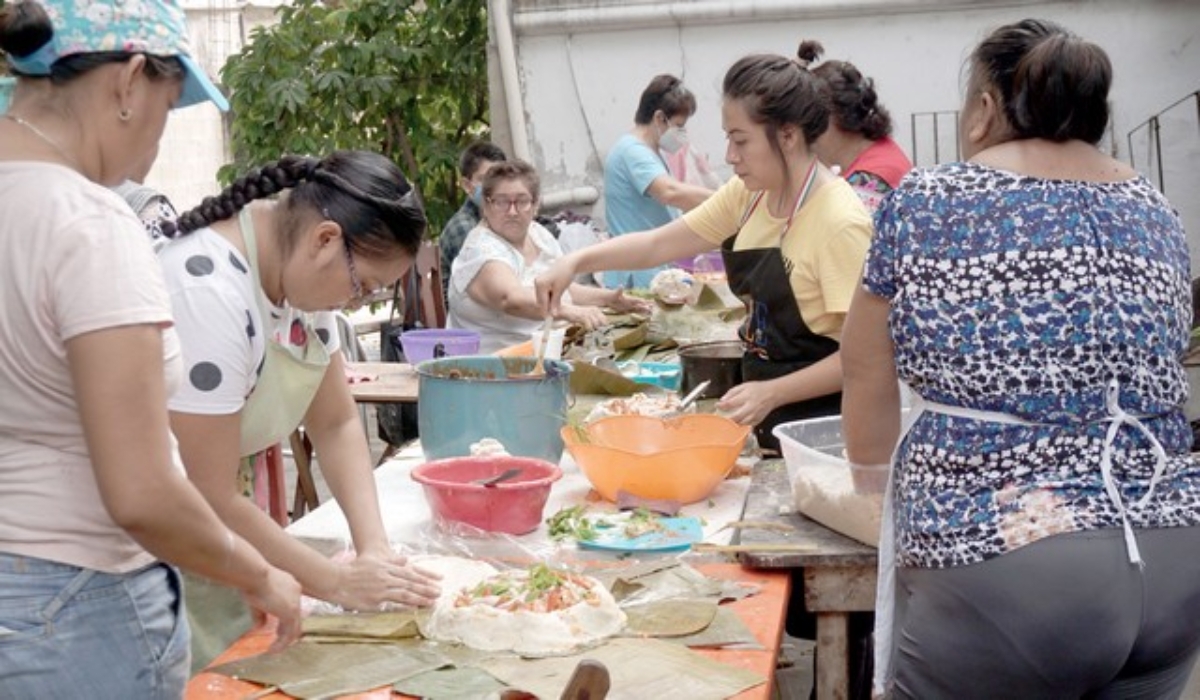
[[0, 163, 182, 573]]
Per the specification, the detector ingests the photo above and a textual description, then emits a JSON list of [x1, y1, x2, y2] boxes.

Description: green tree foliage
[[220, 0, 490, 233]]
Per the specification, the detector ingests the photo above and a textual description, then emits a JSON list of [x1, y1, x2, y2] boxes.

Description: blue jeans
[[0, 554, 190, 699]]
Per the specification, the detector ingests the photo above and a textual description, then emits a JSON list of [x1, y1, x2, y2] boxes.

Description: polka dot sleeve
[[165, 282, 261, 416]]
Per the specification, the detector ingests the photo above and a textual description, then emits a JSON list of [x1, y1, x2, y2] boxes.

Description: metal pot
[[678, 340, 744, 400], [416, 356, 572, 463]]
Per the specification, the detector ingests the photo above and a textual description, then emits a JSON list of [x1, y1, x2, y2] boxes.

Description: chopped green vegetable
[[545, 505, 598, 542], [524, 563, 567, 601]]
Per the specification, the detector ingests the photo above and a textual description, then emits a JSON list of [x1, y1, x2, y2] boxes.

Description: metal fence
[[909, 110, 960, 168], [1127, 90, 1200, 196]]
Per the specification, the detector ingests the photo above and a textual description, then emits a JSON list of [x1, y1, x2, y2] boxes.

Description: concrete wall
[[145, 3, 282, 212], [496, 0, 1200, 267]]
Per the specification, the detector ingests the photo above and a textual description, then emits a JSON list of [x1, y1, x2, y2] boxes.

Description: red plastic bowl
[[410, 456, 562, 535]]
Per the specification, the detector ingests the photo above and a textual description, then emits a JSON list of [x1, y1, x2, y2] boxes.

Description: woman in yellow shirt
[[536, 44, 871, 452]]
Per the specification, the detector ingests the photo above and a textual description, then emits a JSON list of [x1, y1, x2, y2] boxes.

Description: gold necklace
[[3, 113, 80, 169]]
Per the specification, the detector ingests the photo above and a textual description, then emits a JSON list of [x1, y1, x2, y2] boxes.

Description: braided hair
[[801, 40, 893, 141], [167, 151, 426, 260]]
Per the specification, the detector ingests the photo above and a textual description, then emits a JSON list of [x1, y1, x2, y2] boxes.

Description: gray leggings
[[889, 527, 1200, 700]]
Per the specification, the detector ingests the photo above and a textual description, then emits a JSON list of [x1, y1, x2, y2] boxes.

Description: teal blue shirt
[[602, 134, 675, 289]]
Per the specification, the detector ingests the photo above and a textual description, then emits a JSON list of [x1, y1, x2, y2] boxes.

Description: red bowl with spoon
[[410, 455, 562, 535]]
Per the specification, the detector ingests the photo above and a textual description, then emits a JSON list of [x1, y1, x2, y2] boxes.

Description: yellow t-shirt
[[683, 176, 872, 339]]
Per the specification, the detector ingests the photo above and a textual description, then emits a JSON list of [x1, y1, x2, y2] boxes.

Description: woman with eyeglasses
[[157, 151, 442, 670], [449, 160, 651, 354]]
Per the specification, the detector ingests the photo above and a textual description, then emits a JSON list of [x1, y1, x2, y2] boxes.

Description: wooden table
[[289, 361, 420, 518], [347, 361, 419, 404], [185, 563, 789, 700], [736, 461, 878, 700]]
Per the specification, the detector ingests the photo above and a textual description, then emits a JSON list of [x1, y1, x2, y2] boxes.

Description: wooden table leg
[[815, 611, 850, 700], [288, 429, 320, 519]]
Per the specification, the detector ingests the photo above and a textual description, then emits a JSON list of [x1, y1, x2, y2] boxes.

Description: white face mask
[[659, 124, 688, 155]]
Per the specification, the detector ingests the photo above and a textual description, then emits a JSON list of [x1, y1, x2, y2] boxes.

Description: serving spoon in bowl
[[471, 468, 521, 487], [514, 314, 555, 379], [662, 379, 712, 421]]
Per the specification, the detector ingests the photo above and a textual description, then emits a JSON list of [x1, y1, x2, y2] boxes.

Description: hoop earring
[[118, 108, 132, 122]]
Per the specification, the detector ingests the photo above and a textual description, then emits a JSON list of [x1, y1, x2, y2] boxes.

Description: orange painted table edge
[[186, 562, 788, 700]]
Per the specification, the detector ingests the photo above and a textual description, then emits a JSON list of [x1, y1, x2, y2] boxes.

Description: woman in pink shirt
[[0, 2, 300, 696]]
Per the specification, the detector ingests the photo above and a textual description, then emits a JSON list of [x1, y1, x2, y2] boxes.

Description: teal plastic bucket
[[416, 356, 573, 463]]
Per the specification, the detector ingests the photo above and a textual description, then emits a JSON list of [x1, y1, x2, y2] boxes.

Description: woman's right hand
[[534, 256, 579, 316], [240, 566, 303, 653], [327, 553, 442, 612]]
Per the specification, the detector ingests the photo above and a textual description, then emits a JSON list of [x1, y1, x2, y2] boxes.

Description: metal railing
[[909, 110, 960, 167], [1127, 90, 1200, 195]]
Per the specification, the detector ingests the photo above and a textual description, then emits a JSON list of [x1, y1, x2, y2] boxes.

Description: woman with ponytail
[[158, 150, 441, 669], [842, 19, 1200, 697]]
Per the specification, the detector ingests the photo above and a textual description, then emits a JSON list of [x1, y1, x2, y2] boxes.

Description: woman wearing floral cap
[[0, 1, 301, 695]]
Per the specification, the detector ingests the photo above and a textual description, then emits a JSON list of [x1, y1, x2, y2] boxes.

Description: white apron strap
[[872, 380, 1167, 695]]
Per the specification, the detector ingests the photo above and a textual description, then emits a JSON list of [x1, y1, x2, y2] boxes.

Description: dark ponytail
[[970, 18, 1111, 145], [169, 150, 426, 260], [634, 74, 697, 125]]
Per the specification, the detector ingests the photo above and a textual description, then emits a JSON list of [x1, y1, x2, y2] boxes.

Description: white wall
[[145, 3, 282, 212], [500, 0, 1200, 266]]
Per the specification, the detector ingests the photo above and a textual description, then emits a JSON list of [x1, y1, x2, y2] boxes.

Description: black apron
[[720, 180, 841, 453]]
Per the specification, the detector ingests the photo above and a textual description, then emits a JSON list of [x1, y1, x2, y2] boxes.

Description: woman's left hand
[[716, 381, 779, 427], [558, 303, 609, 331], [607, 289, 654, 315]]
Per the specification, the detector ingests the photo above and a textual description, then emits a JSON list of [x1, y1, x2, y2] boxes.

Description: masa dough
[[421, 560, 626, 656], [792, 466, 884, 547], [586, 393, 685, 422]]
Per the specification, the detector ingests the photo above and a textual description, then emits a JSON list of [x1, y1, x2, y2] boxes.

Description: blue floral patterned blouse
[[864, 162, 1200, 568]]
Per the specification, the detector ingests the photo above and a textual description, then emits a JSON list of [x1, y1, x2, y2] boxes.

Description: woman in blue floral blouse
[[842, 18, 1200, 699]]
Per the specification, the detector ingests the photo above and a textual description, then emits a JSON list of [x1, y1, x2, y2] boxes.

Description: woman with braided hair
[[157, 150, 441, 670], [801, 40, 912, 213]]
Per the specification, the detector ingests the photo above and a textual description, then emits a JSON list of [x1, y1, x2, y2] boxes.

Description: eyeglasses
[[342, 240, 368, 308], [342, 241, 389, 310], [486, 196, 535, 213]]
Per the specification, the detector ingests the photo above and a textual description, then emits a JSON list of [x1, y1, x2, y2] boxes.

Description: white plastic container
[[771, 413, 904, 547], [773, 414, 847, 484]]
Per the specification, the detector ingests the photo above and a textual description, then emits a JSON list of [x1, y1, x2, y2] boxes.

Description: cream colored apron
[[187, 208, 332, 673], [872, 378, 1168, 696]]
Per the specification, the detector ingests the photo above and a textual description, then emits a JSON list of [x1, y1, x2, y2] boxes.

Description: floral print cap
[[7, 0, 228, 111]]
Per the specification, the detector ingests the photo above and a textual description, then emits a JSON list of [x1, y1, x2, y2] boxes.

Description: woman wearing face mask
[[602, 74, 715, 289]]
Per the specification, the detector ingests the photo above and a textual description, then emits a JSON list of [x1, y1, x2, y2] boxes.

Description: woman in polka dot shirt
[[157, 151, 442, 668]]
